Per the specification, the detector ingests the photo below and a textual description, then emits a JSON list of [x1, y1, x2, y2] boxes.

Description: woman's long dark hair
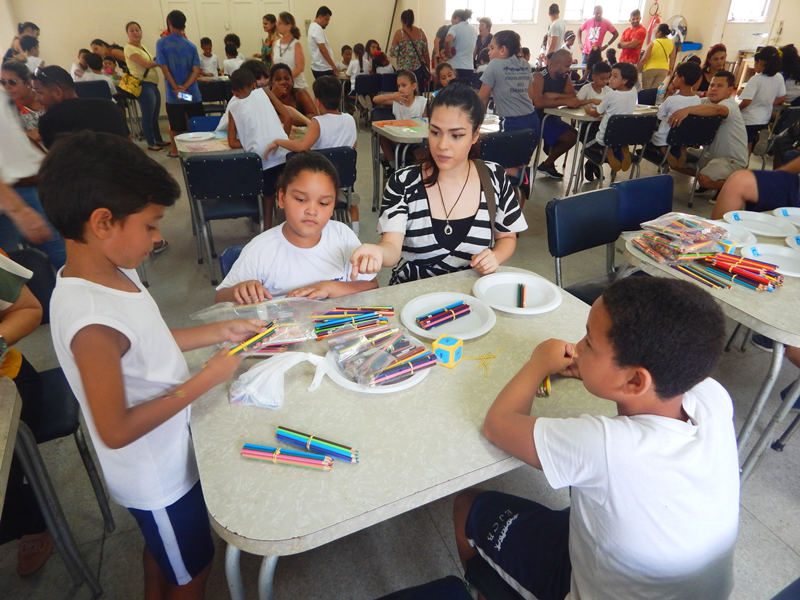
[[755, 46, 782, 77], [702, 44, 726, 75], [780, 44, 800, 83], [421, 83, 483, 187], [353, 43, 366, 73]]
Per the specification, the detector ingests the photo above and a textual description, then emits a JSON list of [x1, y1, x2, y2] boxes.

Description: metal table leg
[[568, 122, 593, 196], [737, 341, 785, 455], [258, 555, 279, 600], [225, 544, 246, 600], [530, 114, 550, 187]]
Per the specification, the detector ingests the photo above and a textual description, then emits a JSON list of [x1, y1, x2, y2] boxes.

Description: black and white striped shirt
[[378, 161, 527, 283]]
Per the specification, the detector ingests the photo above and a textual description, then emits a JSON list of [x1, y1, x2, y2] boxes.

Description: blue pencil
[[242, 443, 329, 461], [416, 301, 467, 322]]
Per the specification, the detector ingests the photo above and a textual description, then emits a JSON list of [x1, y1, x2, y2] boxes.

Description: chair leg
[[74, 426, 116, 533], [555, 257, 562, 288], [724, 323, 743, 352], [201, 220, 218, 285], [772, 413, 800, 452]]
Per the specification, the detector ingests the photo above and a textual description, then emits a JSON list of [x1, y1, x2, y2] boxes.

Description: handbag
[[118, 71, 146, 97], [403, 30, 431, 85]]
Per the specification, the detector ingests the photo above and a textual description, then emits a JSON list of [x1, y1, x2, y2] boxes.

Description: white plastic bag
[[229, 352, 328, 409]]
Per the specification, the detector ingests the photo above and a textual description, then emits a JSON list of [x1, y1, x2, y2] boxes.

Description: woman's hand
[[231, 280, 272, 304], [350, 243, 384, 280], [470, 249, 500, 275]]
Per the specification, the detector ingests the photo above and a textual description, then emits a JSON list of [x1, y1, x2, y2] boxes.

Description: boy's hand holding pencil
[[530, 339, 580, 379], [220, 319, 271, 344]]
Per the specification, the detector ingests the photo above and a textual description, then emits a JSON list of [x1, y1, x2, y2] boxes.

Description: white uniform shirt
[[311, 112, 357, 150], [227, 88, 289, 170], [740, 72, 786, 125]]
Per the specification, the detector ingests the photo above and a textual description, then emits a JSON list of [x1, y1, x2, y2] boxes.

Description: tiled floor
[[2, 124, 799, 599]]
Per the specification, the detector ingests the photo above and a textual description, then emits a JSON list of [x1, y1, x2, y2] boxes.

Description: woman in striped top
[[350, 84, 527, 285]]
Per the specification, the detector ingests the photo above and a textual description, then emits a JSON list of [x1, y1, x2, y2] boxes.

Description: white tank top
[[273, 38, 307, 90], [312, 113, 357, 150]]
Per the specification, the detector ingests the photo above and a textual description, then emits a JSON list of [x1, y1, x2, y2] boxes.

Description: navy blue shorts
[[542, 117, 574, 148], [501, 112, 541, 140], [128, 481, 215, 586], [752, 170, 800, 212], [465, 491, 572, 600]]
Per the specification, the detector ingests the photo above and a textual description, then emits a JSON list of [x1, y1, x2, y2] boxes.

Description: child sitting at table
[[336, 44, 352, 73], [41, 131, 268, 600], [223, 42, 244, 75], [102, 56, 122, 79], [576, 61, 612, 181], [476, 48, 490, 73], [374, 70, 428, 170], [227, 68, 293, 229], [199, 37, 219, 77], [435, 62, 456, 92], [81, 52, 118, 97], [454, 276, 739, 600], [650, 61, 702, 168], [215, 60, 271, 131], [70, 48, 91, 80], [216, 151, 377, 303], [584, 61, 638, 172]]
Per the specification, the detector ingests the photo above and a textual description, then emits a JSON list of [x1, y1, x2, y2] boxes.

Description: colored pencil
[[277, 426, 359, 463], [242, 443, 331, 462], [227, 322, 276, 355], [415, 301, 468, 323]]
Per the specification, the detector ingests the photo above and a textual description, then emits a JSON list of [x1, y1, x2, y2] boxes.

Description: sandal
[[166, 153, 179, 159], [18, 531, 54, 576], [147, 146, 164, 152], [155, 141, 171, 147]]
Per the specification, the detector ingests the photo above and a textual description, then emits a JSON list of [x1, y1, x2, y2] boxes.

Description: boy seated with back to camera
[[650, 61, 703, 168], [453, 276, 740, 600]]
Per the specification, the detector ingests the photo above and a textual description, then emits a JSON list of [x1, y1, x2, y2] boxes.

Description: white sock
[[352, 221, 360, 237]]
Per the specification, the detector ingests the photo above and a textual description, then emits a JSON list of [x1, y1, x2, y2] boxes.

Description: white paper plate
[[472, 272, 562, 315], [711, 219, 757, 248], [724, 211, 797, 237], [786, 235, 800, 250], [175, 132, 214, 142], [773, 207, 800, 227], [325, 335, 431, 394], [740, 244, 800, 277], [401, 292, 496, 341]]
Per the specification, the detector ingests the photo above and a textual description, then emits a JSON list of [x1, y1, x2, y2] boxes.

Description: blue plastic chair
[[582, 113, 660, 185], [771, 575, 800, 599], [381, 73, 398, 93], [349, 74, 382, 126], [219, 245, 245, 279], [611, 174, 674, 232], [315, 146, 357, 226], [189, 115, 222, 132], [480, 129, 538, 196], [74, 80, 113, 101], [637, 87, 658, 106]]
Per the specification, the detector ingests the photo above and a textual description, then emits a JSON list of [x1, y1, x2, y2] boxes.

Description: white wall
[[1, 0, 19, 58]]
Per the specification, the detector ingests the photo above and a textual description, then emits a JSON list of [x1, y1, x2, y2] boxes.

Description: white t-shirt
[[595, 87, 638, 145], [308, 21, 334, 72], [50, 269, 198, 511], [347, 56, 371, 88], [335, 61, 349, 72], [703, 97, 749, 167], [223, 57, 245, 76], [199, 52, 219, 75], [216, 221, 375, 298], [392, 96, 427, 120], [311, 112, 357, 150], [273, 38, 307, 90], [652, 93, 702, 146], [376, 63, 395, 75], [25, 56, 43, 73], [447, 21, 478, 71], [535, 378, 740, 600], [476, 64, 488, 73], [548, 18, 566, 51], [70, 62, 87, 80], [0, 88, 43, 183], [740, 72, 786, 126], [81, 71, 117, 96], [577, 83, 608, 102], [785, 77, 800, 104], [227, 88, 288, 170], [215, 95, 238, 131]]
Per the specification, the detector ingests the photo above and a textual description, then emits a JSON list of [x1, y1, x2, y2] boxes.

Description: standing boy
[[199, 37, 219, 77], [155, 10, 204, 158], [41, 131, 268, 599], [545, 4, 566, 61], [454, 276, 739, 600], [617, 9, 646, 64], [650, 61, 702, 167], [308, 6, 337, 79]]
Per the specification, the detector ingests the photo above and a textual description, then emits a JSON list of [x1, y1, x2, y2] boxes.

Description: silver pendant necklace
[[436, 162, 471, 235]]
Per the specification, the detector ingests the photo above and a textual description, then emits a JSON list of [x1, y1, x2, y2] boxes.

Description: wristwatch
[[0, 335, 7, 363]]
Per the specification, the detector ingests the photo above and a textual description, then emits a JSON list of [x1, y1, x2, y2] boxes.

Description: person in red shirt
[[617, 9, 646, 64]]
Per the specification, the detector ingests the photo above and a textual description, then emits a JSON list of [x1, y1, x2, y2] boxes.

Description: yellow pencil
[[227, 324, 276, 356]]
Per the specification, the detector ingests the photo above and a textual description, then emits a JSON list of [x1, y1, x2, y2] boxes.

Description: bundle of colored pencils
[[368, 347, 437, 386], [703, 253, 784, 291], [642, 213, 727, 243], [537, 376, 551, 398], [313, 306, 394, 318], [277, 426, 359, 463], [314, 311, 389, 340], [415, 301, 471, 331], [240, 443, 333, 471], [517, 284, 526, 308], [227, 321, 277, 355], [670, 264, 731, 290]]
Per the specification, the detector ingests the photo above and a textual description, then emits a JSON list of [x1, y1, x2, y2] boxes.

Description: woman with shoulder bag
[[390, 10, 431, 92], [123, 21, 168, 152]]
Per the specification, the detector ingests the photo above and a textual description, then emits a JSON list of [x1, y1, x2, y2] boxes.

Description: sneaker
[[357, 95, 373, 110], [18, 531, 54, 576], [751, 333, 774, 352], [753, 129, 770, 155], [584, 161, 596, 182], [152, 239, 170, 254], [537, 162, 563, 179], [708, 191, 719, 205], [606, 147, 622, 171]]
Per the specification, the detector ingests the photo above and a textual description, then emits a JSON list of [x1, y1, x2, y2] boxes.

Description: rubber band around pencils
[[272, 449, 280, 463], [306, 435, 315, 450]]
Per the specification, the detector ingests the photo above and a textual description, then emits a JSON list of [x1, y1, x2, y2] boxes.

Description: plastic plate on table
[[325, 334, 431, 394], [786, 235, 800, 251], [400, 292, 496, 341], [472, 272, 562, 315], [740, 244, 800, 277], [723, 211, 797, 237], [711, 220, 757, 248], [773, 207, 800, 227], [213, 131, 226, 139], [175, 132, 214, 142]]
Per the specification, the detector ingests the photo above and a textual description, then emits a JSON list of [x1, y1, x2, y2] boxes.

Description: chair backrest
[[219, 245, 245, 279], [665, 114, 723, 147], [637, 88, 658, 105], [381, 73, 398, 93], [184, 153, 264, 200], [479, 129, 538, 170], [197, 79, 231, 103], [602, 114, 660, 147], [611, 174, 674, 231], [314, 146, 358, 188], [546, 188, 621, 259], [353, 74, 382, 96], [189, 116, 222, 132], [74, 80, 113, 101], [371, 106, 394, 122], [7, 248, 56, 325]]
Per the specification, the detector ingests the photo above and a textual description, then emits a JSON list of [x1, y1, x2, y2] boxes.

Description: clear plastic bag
[[640, 212, 727, 244], [191, 298, 337, 325]]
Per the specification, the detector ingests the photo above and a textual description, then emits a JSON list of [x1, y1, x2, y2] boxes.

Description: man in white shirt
[[545, 4, 566, 63], [308, 6, 338, 79]]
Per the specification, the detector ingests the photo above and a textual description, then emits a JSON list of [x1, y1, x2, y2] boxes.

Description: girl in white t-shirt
[[739, 46, 787, 152], [346, 43, 371, 88], [373, 70, 428, 168]]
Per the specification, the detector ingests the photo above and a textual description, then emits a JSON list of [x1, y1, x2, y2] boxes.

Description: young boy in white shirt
[[227, 68, 293, 230], [199, 37, 219, 77], [215, 152, 377, 303], [335, 45, 352, 73], [19, 35, 44, 73], [576, 61, 611, 103], [222, 43, 244, 76], [584, 61, 638, 172], [81, 52, 118, 97], [454, 276, 739, 600], [70, 48, 90, 80], [41, 131, 268, 599], [650, 61, 703, 168]]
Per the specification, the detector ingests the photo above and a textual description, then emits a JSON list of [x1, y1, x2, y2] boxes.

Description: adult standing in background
[[639, 24, 676, 89], [618, 9, 646, 64], [255, 14, 280, 72], [473, 18, 492, 68], [545, 5, 565, 61], [90, 39, 127, 72], [155, 10, 203, 159], [124, 21, 168, 152], [4, 22, 39, 63], [577, 6, 617, 64], [445, 9, 477, 79], [308, 6, 337, 79], [390, 10, 430, 90], [433, 20, 452, 67], [274, 12, 308, 90]]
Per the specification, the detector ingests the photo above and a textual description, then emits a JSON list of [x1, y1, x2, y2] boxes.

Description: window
[[563, 0, 643, 22], [444, 0, 537, 24], [727, 0, 771, 23]]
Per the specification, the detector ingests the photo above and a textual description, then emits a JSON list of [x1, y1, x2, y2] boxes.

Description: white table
[[189, 267, 616, 599], [622, 240, 800, 481]]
